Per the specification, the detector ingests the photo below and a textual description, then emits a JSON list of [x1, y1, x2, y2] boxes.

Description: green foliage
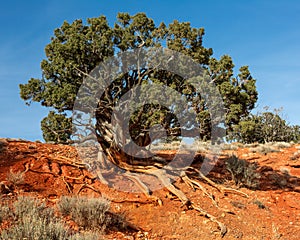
[[225, 155, 260, 189], [20, 12, 258, 144], [230, 107, 300, 143], [41, 111, 72, 143]]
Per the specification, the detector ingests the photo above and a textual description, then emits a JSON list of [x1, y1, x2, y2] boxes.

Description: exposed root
[[192, 167, 249, 198], [191, 203, 227, 237], [123, 171, 164, 206], [93, 168, 109, 185], [124, 172, 152, 196], [152, 170, 228, 237], [181, 172, 234, 214], [62, 176, 73, 193], [153, 170, 190, 206], [76, 183, 102, 195]]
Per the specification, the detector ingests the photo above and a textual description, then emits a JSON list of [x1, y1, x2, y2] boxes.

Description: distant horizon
[[1, 0, 299, 141]]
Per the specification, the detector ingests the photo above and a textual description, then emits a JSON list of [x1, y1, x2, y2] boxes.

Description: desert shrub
[[225, 155, 260, 189], [249, 144, 279, 155], [290, 150, 300, 160], [0, 196, 69, 240], [221, 143, 239, 151], [68, 231, 102, 240], [0, 205, 10, 224], [13, 196, 54, 220], [0, 196, 105, 240], [0, 215, 69, 240], [57, 196, 112, 230], [272, 141, 292, 149], [6, 169, 24, 186], [253, 199, 266, 209]]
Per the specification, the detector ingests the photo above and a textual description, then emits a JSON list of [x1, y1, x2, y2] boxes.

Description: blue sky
[[0, 0, 299, 141]]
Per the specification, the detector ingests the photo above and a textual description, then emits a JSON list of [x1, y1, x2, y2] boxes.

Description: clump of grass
[[57, 196, 126, 231], [0, 196, 103, 240], [244, 143, 260, 148], [0, 196, 69, 240], [6, 169, 24, 186], [225, 155, 260, 189], [0, 205, 11, 224], [68, 231, 102, 240], [271, 142, 292, 149], [221, 143, 239, 151], [249, 144, 279, 155], [290, 150, 300, 160], [253, 199, 267, 209]]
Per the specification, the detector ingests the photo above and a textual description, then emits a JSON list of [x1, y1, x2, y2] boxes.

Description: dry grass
[[248, 144, 280, 154], [290, 150, 300, 160], [6, 169, 24, 186], [0, 196, 104, 240]]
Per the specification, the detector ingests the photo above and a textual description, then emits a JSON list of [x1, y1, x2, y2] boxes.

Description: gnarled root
[[153, 170, 227, 237], [192, 167, 249, 198], [191, 203, 227, 237]]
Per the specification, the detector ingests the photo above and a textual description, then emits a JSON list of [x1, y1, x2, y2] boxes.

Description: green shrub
[[225, 155, 260, 189], [230, 107, 300, 144]]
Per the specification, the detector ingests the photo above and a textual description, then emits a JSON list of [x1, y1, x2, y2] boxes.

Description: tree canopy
[[230, 107, 300, 143], [20, 12, 258, 144]]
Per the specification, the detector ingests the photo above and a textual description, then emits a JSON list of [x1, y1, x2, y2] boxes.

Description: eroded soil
[[0, 139, 299, 239]]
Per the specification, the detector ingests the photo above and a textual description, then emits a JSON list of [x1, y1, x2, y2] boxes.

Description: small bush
[[68, 231, 102, 240], [58, 196, 111, 230], [230, 108, 300, 143], [0, 205, 10, 224], [249, 144, 279, 155], [272, 142, 292, 149], [221, 143, 239, 151], [253, 199, 267, 209], [225, 155, 260, 189], [13, 196, 57, 221], [0, 196, 105, 240], [290, 150, 300, 160], [0, 196, 69, 240], [7, 169, 24, 186], [0, 139, 8, 153]]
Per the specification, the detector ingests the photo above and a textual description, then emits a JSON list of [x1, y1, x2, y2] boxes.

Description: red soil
[[0, 139, 299, 239]]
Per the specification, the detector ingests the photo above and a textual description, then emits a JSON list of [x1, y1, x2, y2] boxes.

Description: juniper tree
[[20, 13, 258, 236]]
